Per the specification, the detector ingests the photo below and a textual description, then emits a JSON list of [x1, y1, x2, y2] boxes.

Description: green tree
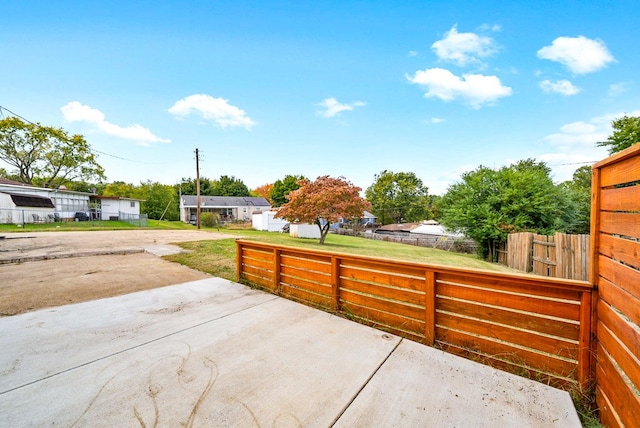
[[210, 175, 250, 196], [137, 181, 179, 220], [439, 159, 577, 260], [103, 181, 136, 198], [176, 177, 215, 196], [365, 170, 433, 224], [597, 115, 640, 154], [275, 176, 371, 244], [271, 174, 306, 206], [0, 116, 105, 188], [560, 165, 592, 234]]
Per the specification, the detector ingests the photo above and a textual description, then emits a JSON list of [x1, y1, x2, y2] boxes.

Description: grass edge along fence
[[591, 144, 640, 428], [236, 239, 595, 391]]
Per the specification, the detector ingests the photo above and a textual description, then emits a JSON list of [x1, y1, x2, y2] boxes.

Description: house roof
[[410, 224, 463, 237], [181, 196, 271, 208], [375, 223, 421, 233], [2, 192, 55, 208], [0, 178, 93, 196], [0, 178, 29, 187]]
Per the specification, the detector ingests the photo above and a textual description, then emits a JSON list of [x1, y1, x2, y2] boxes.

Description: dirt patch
[[0, 230, 235, 316]]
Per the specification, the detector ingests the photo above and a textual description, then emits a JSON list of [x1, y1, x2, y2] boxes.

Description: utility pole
[[195, 148, 201, 230]]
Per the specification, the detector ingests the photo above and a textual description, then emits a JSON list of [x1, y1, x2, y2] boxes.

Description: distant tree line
[[1, 113, 638, 257]]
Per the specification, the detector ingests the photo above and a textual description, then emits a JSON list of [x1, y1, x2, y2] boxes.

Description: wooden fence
[[236, 239, 594, 390], [591, 144, 640, 428], [496, 232, 590, 281]]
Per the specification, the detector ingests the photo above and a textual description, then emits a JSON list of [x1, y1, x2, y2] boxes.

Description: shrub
[[201, 212, 220, 228]]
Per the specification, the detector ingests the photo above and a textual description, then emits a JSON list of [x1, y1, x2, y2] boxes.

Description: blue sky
[[1, 0, 638, 194]]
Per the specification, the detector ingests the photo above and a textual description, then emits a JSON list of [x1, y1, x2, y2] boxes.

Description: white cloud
[[61, 101, 170, 145], [407, 67, 512, 108], [316, 98, 366, 118], [538, 111, 640, 181], [431, 25, 498, 67], [537, 36, 615, 74], [608, 82, 631, 97], [539, 79, 581, 96], [429, 117, 445, 124], [408, 50, 419, 57], [168, 94, 256, 129]]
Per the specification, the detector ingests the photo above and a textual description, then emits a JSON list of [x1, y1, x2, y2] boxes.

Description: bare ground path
[[0, 230, 233, 316]]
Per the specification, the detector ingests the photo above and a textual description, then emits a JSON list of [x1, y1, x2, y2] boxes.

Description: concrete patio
[[0, 278, 581, 427]]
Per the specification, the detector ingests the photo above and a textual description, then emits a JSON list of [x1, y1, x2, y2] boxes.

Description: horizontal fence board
[[280, 284, 332, 307], [597, 300, 640, 370], [437, 271, 587, 298], [340, 258, 427, 280], [598, 277, 640, 327], [599, 233, 640, 271], [339, 288, 424, 321], [341, 301, 425, 338], [596, 342, 640, 428], [281, 265, 331, 286], [280, 250, 331, 264], [600, 211, 640, 239], [435, 327, 577, 379], [241, 263, 273, 278], [595, 385, 622, 428], [241, 256, 274, 271], [598, 322, 640, 396], [281, 254, 331, 273], [437, 297, 579, 341], [242, 247, 274, 261], [280, 273, 332, 297], [598, 255, 640, 300], [437, 312, 578, 360], [340, 265, 424, 291], [437, 281, 581, 321], [339, 277, 425, 306], [601, 185, 640, 211], [240, 271, 275, 291], [599, 154, 640, 187]]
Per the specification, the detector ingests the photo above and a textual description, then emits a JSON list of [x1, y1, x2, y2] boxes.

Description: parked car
[[74, 212, 90, 222]]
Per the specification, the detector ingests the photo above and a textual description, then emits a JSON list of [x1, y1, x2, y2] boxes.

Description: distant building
[[89, 195, 143, 221], [0, 178, 142, 224], [179, 195, 271, 224]]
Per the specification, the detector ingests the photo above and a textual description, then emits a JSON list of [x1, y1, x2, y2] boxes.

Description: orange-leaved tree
[[252, 182, 274, 204], [275, 175, 371, 244]]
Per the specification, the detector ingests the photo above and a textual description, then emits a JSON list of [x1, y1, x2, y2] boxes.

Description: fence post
[[235, 240, 242, 282], [331, 256, 340, 311], [577, 290, 593, 390], [274, 248, 281, 293], [424, 270, 436, 346]]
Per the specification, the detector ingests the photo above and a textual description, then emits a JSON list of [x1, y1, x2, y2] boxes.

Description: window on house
[[130, 201, 135, 208]]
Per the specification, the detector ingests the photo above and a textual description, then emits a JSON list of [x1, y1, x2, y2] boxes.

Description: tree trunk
[[318, 221, 330, 245]]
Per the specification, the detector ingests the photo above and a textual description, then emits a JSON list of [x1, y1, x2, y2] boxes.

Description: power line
[[0, 105, 164, 164]]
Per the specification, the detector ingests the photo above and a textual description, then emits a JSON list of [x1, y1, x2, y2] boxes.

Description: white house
[[0, 178, 92, 224], [0, 178, 143, 224], [180, 195, 271, 224], [90, 196, 143, 221]]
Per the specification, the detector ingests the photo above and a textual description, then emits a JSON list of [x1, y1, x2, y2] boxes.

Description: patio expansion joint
[[329, 337, 404, 427]]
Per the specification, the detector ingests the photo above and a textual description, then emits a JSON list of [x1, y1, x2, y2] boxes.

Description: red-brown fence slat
[[437, 297, 579, 341]]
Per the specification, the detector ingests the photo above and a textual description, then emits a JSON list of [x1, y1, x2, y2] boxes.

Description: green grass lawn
[[0, 219, 194, 232], [164, 223, 515, 282], [0, 219, 513, 279]]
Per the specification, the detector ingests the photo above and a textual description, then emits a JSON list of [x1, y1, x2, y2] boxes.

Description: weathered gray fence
[[496, 232, 590, 281]]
